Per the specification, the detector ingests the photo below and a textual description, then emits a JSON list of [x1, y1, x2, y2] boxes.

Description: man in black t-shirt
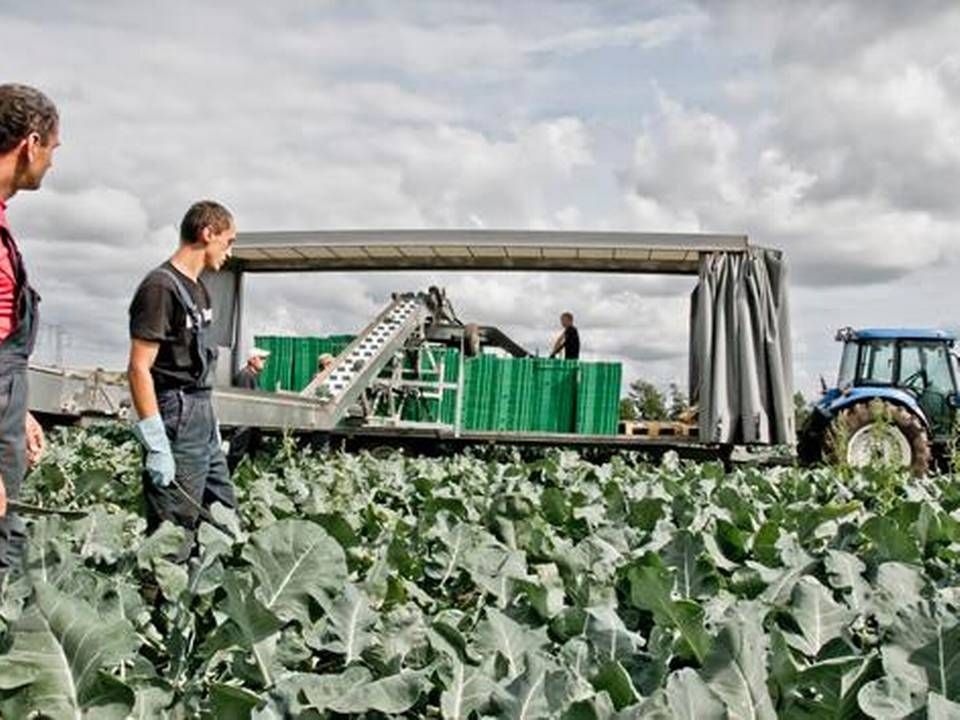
[[550, 312, 580, 360], [128, 200, 237, 561]]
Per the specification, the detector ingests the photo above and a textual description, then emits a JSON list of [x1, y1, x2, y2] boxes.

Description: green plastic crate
[[254, 335, 295, 391], [461, 355, 497, 430], [576, 362, 622, 435], [527, 358, 578, 433], [255, 334, 356, 392]]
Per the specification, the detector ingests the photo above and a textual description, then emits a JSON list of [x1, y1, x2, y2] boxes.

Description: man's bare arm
[[25, 412, 45, 466], [128, 338, 161, 419], [550, 332, 565, 358]]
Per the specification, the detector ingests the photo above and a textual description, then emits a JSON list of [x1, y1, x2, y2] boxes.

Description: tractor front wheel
[[825, 400, 931, 476]]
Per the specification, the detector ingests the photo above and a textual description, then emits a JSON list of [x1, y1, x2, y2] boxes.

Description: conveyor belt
[[298, 293, 430, 427]]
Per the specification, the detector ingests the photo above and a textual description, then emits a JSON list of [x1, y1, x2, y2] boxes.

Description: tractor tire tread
[[825, 400, 931, 476]]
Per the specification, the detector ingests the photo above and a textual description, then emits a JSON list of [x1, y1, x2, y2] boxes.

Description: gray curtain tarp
[[204, 268, 241, 383], [689, 249, 794, 445]]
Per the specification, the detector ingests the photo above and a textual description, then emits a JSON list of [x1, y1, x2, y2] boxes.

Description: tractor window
[[921, 343, 954, 393], [898, 345, 925, 391], [898, 342, 954, 393], [837, 342, 857, 388], [857, 341, 895, 384]]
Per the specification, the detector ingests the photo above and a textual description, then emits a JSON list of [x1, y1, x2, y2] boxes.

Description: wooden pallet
[[619, 420, 697, 438]]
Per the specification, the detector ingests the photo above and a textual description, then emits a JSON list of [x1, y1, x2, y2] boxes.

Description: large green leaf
[[861, 602, 960, 715], [625, 555, 711, 663], [824, 550, 869, 612], [377, 602, 429, 669], [664, 668, 726, 720], [783, 576, 852, 658], [75, 509, 136, 565], [440, 659, 499, 720], [867, 563, 928, 630], [201, 571, 282, 684], [433, 523, 529, 602], [628, 668, 725, 720], [633, 668, 727, 720], [475, 608, 550, 680], [857, 675, 920, 719], [750, 544, 816, 606], [582, 606, 644, 663], [291, 665, 427, 714], [861, 517, 920, 564], [242, 519, 348, 625], [702, 602, 777, 720], [498, 653, 553, 720], [661, 530, 720, 600], [928, 692, 960, 720], [782, 655, 879, 720], [591, 660, 638, 710], [208, 683, 263, 719], [278, 667, 370, 715], [515, 563, 567, 620], [316, 582, 377, 664], [327, 669, 428, 714], [0, 582, 138, 720]]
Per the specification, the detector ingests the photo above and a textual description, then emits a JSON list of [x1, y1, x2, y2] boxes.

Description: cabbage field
[[1, 426, 959, 719]]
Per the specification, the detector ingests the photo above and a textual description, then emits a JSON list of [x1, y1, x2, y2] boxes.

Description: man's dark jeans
[[143, 389, 235, 562]]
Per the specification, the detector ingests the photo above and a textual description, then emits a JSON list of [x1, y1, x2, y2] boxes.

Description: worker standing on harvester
[[0, 84, 58, 582], [550, 311, 580, 360], [127, 200, 237, 562], [226, 347, 269, 472]]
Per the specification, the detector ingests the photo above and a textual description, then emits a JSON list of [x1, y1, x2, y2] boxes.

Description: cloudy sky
[[3, 0, 959, 397]]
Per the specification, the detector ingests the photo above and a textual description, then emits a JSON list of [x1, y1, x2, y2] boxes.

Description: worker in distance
[[550, 311, 580, 360], [0, 84, 58, 581], [127, 201, 238, 561], [226, 346, 270, 472]]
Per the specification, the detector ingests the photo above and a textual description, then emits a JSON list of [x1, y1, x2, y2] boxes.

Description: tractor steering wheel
[[901, 369, 928, 393]]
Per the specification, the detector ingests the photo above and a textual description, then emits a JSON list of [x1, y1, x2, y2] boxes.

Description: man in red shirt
[[0, 84, 59, 581]]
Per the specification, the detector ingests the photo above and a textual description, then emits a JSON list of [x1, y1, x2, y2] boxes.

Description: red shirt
[[0, 198, 18, 342]]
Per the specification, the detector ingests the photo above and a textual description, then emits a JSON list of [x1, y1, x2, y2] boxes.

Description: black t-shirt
[[233, 365, 259, 390], [563, 325, 580, 359], [129, 261, 211, 391]]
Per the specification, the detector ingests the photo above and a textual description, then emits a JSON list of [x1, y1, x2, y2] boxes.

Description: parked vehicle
[[799, 327, 960, 474]]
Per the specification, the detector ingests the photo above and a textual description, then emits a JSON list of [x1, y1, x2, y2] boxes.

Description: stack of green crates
[[528, 358, 578, 433], [254, 334, 356, 392], [252, 334, 622, 435], [575, 362, 622, 435], [460, 356, 582, 433], [438, 347, 461, 425], [461, 355, 496, 430], [487, 358, 529, 431], [290, 337, 319, 391], [254, 336, 295, 392]]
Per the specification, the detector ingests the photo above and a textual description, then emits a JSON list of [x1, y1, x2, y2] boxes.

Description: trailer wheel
[[825, 400, 930, 476]]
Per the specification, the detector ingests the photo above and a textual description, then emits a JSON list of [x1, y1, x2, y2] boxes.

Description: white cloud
[[528, 11, 708, 56], [621, 93, 956, 286], [5, 0, 960, 399]]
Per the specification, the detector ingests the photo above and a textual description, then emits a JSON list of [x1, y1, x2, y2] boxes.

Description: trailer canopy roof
[[209, 228, 794, 447], [228, 229, 755, 274]]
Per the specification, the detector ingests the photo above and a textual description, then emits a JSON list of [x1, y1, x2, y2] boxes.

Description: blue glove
[[134, 414, 175, 488]]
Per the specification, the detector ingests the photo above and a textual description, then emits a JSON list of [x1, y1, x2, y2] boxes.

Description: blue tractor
[[798, 327, 960, 475]]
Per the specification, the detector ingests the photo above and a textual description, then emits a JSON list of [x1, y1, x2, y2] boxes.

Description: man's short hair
[[561, 312, 574, 322], [180, 200, 234, 244], [0, 84, 59, 154]]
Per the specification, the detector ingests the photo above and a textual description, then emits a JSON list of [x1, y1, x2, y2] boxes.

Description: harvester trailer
[[27, 230, 795, 461]]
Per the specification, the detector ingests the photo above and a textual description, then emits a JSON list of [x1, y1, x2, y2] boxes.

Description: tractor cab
[[800, 327, 960, 474], [833, 328, 959, 437]]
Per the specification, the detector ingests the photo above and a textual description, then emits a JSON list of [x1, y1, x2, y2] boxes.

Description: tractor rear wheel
[[825, 400, 931, 476]]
